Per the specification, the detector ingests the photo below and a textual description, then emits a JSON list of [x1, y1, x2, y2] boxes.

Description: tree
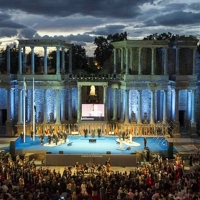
[[143, 32, 181, 41], [94, 32, 128, 68]]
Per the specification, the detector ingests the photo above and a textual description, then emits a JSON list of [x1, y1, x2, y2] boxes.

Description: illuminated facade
[[0, 37, 199, 137]]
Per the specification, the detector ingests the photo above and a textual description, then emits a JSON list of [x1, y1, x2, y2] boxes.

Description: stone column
[[129, 47, 133, 72], [125, 48, 129, 74], [23, 46, 26, 74], [125, 89, 129, 123], [163, 90, 167, 124], [113, 48, 117, 74], [112, 88, 117, 120], [61, 89, 65, 122], [7, 46, 11, 74], [30, 89, 33, 124], [30, 46, 35, 75], [18, 46, 22, 74], [120, 89, 124, 121], [18, 89, 23, 123], [120, 48, 124, 73], [176, 48, 179, 75], [69, 47, 72, 74], [138, 47, 142, 75], [61, 47, 65, 73], [43, 90, 47, 123], [164, 47, 168, 75], [192, 48, 196, 75], [68, 87, 72, 120], [77, 85, 82, 122], [56, 90, 61, 124], [174, 89, 179, 123], [190, 89, 197, 135], [56, 46, 60, 74], [103, 86, 107, 120], [137, 90, 142, 124], [7, 88, 11, 121], [151, 47, 155, 75], [191, 90, 195, 123], [150, 90, 155, 124], [44, 46, 48, 74]]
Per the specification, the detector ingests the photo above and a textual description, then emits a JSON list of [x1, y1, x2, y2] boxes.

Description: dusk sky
[[0, 0, 200, 56]]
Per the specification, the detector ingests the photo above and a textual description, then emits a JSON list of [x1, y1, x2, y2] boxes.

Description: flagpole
[[23, 77, 26, 143], [33, 76, 35, 141]]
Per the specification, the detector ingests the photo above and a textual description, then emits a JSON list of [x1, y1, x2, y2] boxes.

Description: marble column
[[151, 47, 155, 75], [61, 47, 65, 73], [7, 46, 10, 74], [150, 90, 155, 124], [69, 47, 72, 74], [192, 48, 196, 75], [163, 90, 167, 124], [61, 89, 65, 122], [7, 88, 11, 121], [164, 47, 168, 75], [113, 48, 117, 74], [125, 89, 129, 123], [137, 90, 142, 124], [103, 86, 107, 121], [112, 88, 117, 120], [68, 87, 72, 120], [18, 46, 22, 74], [120, 48, 124, 73], [120, 89, 124, 121], [43, 90, 47, 123], [44, 46, 48, 74], [77, 85, 82, 122], [191, 90, 195, 123], [23, 46, 26, 74], [30, 46, 35, 74], [176, 48, 179, 75], [174, 89, 179, 122], [125, 48, 129, 74], [56, 90, 61, 124], [129, 47, 133, 72], [56, 46, 60, 74], [18, 89, 23, 123], [138, 47, 142, 75]]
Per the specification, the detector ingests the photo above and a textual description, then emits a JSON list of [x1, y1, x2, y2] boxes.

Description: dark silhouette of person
[[30, 130, 33, 141], [122, 131, 125, 141], [144, 137, 147, 148], [97, 128, 101, 138], [84, 128, 88, 138]]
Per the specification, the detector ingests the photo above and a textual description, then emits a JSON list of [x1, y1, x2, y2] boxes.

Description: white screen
[[82, 104, 105, 117]]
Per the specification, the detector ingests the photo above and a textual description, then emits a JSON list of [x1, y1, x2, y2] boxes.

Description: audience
[[0, 150, 200, 200]]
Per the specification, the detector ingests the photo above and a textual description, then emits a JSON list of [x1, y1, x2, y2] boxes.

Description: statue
[[89, 85, 96, 96]]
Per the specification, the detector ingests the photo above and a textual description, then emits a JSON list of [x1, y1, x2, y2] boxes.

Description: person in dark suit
[[144, 137, 147, 148], [97, 128, 101, 138], [84, 128, 88, 138]]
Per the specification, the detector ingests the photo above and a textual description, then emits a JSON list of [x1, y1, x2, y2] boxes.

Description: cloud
[[0, 0, 152, 19], [0, 29, 18, 38], [86, 24, 127, 36]]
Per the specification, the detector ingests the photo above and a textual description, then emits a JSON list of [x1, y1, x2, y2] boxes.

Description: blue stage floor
[[8, 136, 171, 155]]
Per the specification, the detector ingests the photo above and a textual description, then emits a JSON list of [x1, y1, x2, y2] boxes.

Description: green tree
[[143, 32, 181, 41], [94, 32, 127, 68]]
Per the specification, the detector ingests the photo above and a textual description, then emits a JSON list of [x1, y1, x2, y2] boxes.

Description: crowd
[[0, 150, 200, 200]]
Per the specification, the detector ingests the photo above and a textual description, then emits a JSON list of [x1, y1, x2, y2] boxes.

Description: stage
[[4, 135, 172, 166]]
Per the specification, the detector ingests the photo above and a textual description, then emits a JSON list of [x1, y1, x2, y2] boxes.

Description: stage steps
[[0, 126, 6, 135]]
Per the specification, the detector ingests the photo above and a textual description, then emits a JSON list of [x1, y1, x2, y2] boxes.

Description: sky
[[0, 0, 200, 56]]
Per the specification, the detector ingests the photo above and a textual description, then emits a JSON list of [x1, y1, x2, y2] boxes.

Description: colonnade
[[16, 45, 72, 75], [113, 46, 196, 75]]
